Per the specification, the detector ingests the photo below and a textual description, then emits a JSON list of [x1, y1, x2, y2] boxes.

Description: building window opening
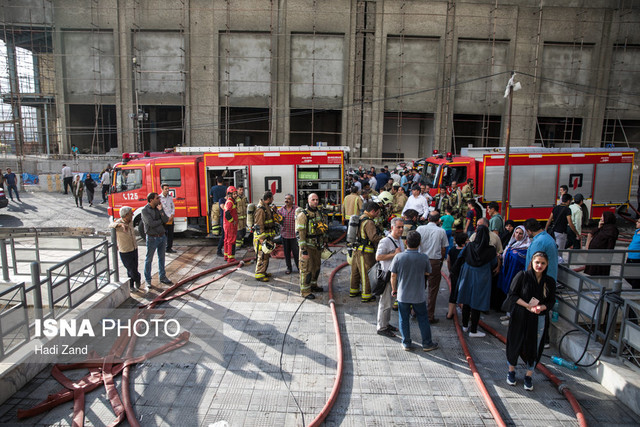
[[535, 116, 582, 147], [290, 109, 341, 146], [220, 107, 269, 147], [452, 114, 501, 150]]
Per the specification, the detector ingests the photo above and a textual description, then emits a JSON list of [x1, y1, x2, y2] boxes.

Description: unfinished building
[[0, 0, 639, 163]]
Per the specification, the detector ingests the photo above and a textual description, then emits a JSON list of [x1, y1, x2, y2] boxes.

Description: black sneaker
[[310, 286, 324, 293], [507, 371, 516, 386], [361, 296, 376, 303], [377, 328, 395, 337], [160, 277, 173, 285], [422, 342, 439, 352], [166, 248, 176, 253], [304, 293, 316, 300], [387, 324, 399, 332], [524, 375, 533, 391]]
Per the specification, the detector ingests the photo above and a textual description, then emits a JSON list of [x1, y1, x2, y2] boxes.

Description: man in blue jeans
[[141, 192, 173, 292], [390, 230, 439, 352]]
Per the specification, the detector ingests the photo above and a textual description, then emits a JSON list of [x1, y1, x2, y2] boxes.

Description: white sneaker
[[140, 283, 151, 293], [468, 331, 486, 338]]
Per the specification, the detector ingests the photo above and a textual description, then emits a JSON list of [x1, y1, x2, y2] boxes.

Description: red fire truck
[[417, 147, 636, 221], [107, 146, 349, 234]]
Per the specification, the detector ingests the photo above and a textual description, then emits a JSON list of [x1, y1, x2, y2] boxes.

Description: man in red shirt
[[223, 186, 238, 261]]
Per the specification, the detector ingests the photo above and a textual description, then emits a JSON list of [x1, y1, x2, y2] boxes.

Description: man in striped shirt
[[278, 194, 299, 275]]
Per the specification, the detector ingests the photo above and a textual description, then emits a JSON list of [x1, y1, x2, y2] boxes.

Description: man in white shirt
[[368, 172, 377, 191], [100, 167, 111, 203], [160, 183, 176, 253], [416, 212, 449, 323], [402, 184, 429, 221], [375, 217, 405, 336], [568, 193, 584, 249], [61, 163, 73, 194]]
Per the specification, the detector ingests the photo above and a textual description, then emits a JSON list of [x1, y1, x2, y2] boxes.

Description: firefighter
[[449, 180, 463, 217], [433, 184, 451, 213], [391, 183, 407, 217], [296, 193, 328, 299], [375, 191, 394, 232], [235, 185, 248, 249], [350, 201, 383, 302], [223, 186, 238, 262], [209, 176, 227, 237], [341, 186, 363, 225], [460, 178, 475, 220], [253, 191, 276, 282]]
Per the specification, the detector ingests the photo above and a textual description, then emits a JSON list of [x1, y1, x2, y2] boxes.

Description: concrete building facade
[[1, 0, 639, 163]]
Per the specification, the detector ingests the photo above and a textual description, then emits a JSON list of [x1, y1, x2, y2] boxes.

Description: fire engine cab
[[108, 146, 349, 235], [417, 146, 636, 222]]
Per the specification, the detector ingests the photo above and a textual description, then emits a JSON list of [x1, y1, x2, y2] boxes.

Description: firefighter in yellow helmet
[[253, 191, 276, 282], [350, 201, 383, 302], [296, 193, 328, 299], [235, 185, 248, 249]]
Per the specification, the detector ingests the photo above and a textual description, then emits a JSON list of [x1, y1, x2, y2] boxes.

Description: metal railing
[[558, 248, 640, 290], [555, 251, 640, 368], [0, 230, 120, 360], [617, 299, 640, 368]]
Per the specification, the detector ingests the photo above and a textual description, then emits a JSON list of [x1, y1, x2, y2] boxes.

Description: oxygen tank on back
[[346, 214, 361, 245], [247, 203, 256, 230]]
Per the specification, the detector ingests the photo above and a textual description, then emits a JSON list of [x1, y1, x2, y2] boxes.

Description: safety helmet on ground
[[227, 186, 237, 194], [378, 191, 393, 206], [321, 248, 334, 260], [261, 240, 276, 254]]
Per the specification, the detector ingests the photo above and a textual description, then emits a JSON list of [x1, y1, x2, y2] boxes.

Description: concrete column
[[582, 9, 614, 148], [116, 0, 136, 153], [435, 0, 456, 153]]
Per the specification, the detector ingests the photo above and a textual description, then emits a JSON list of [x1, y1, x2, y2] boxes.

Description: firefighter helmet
[[378, 191, 393, 206], [316, 221, 328, 235], [227, 186, 237, 194], [261, 240, 276, 254]]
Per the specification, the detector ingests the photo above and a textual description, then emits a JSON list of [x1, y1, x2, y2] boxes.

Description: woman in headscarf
[[456, 226, 498, 337], [497, 225, 531, 297], [584, 211, 619, 276], [504, 251, 556, 391]]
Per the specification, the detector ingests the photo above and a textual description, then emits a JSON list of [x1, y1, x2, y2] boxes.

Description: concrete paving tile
[[395, 395, 441, 418], [201, 407, 246, 427], [361, 393, 402, 417]]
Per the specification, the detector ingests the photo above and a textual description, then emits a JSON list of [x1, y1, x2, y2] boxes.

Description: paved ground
[[0, 234, 638, 426]]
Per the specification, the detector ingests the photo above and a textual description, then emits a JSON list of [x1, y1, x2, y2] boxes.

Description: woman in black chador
[[504, 251, 556, 391]]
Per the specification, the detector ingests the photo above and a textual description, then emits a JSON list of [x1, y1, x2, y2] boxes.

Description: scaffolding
[[0, 1, 638, 166]]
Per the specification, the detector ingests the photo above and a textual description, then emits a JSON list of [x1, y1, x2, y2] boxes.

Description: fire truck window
[[423, 162, 438, 186], [115, 169, 142, 192], [160, 168, 181, 187], [442, 166, 467, 186]]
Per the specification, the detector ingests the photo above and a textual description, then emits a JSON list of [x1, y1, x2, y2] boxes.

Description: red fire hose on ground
[[308, 261, 348, 426], [442, 271, 588, 427]]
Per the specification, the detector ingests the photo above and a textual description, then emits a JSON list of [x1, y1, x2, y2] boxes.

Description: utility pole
[[501, 72, 520, 217]]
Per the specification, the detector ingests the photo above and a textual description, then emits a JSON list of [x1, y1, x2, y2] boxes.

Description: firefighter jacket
[[433, 193, 451, 212], [356, 213, 383, 254], [341, 193, 363, 220], [462, 183, 474, 202], [392, 193, 407, 216], [449, 188, 463, 211], [254, 200, 276, 241], [296, 206, 328, 251], [235, 195, 248, 229], [224, 196, 238, 225]]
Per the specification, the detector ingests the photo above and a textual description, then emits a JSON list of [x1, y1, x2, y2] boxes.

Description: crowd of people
[[106, 162, 633, 391]]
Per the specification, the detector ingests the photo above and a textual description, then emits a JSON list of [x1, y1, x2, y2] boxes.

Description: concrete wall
[[3, 0, 640, 160]]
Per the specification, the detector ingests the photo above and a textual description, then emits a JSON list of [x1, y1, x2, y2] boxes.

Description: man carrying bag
[[372, 217, 405, 337]]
